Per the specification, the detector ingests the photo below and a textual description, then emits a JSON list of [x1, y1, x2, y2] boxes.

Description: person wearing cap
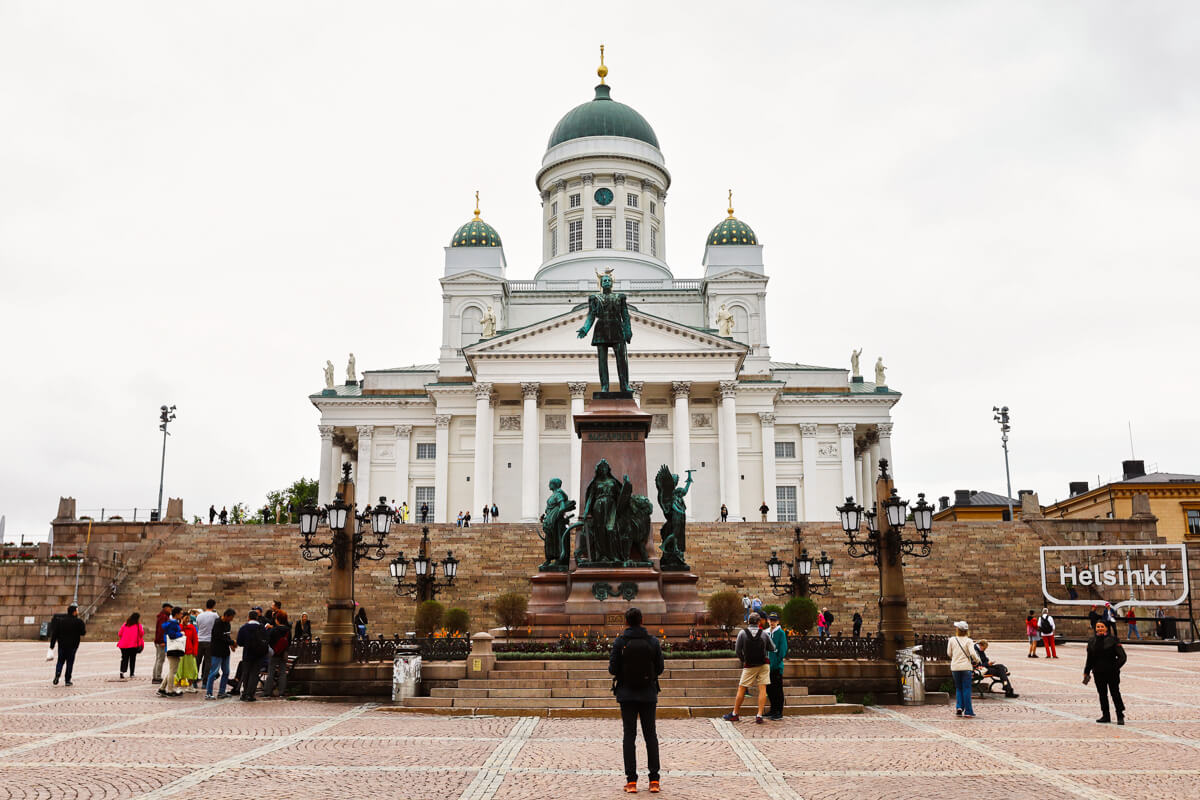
[[765, 612, 789, 720], [947, 621, 981, 717], [1037, 608, 1058, 658]]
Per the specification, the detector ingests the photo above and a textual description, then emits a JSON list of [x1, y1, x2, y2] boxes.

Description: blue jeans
[[952, 670, 975, 715], [206, 654, 231, 696]]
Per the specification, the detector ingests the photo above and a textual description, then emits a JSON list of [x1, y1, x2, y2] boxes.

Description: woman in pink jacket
[[117, 612, 145, 680]]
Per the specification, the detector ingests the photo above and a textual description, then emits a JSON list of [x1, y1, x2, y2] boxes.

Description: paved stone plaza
[[1, 641, 1198, 799]]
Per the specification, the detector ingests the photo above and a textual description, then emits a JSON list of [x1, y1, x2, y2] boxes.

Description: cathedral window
[[625, 219, 640, 252], [550, 225, 558, 257], [596, 218, 612, 249], [776, 486, 798, 522], [774, 441, 796, 459], [627, 193, 638, 208], [650, 227, 658, 257], [416, 443, 437, 460], [568, 220, 582, 252], [415, 486, 436, 508], [460, 306, 483, 348], [551, 201, 558, 216], [650, 201, 657, 216], [569, 193, 581, 209]]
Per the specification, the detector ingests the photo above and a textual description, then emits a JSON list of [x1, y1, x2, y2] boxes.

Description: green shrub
[[494, 592, 528, 636], [781, 596, 818, 634], [835, 688, 846, 704], [706, 590, 744, 633], [861, 692, 876, 706], [414, 600, 444, 636], [761, 604, 784, 621], [939, 680, 954, 694], [444, 607, 470, 636]]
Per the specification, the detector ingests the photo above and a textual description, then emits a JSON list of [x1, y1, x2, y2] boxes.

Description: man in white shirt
[[194, 599, 220, 687]]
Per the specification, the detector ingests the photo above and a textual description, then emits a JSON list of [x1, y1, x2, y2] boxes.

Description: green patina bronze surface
[[574, 459, 652, 567], [655, 464, 693, 571], [592, 581, 639, 601], [576, 271, 632, 392], [538, 478, 576, 572]]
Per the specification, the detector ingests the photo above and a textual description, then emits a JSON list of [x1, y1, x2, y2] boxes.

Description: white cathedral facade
[[312, 60, 899, 525]]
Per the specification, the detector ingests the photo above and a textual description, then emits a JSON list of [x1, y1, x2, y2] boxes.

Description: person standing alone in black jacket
[[609, 607, 664, 794], [236, 610, 268, 701], [1084, 620, 1128, 724], [49, 604, 86, 686]]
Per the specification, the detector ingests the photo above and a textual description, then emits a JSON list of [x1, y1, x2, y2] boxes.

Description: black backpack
[[825, 612, 835, 626], [742, 628, 767, 667], [620, 634, 656, 690], [1039, 616, 1053, 634]]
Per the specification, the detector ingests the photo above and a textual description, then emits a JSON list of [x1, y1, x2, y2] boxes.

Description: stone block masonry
[[45, 515, 1164, 643]]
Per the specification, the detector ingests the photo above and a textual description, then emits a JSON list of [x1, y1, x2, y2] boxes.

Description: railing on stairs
[[77, 533, 172, 622]]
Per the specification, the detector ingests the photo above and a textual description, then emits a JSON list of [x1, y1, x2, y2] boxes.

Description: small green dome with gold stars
[[450, 193, 502, 248], [707, 191, 758, 246]]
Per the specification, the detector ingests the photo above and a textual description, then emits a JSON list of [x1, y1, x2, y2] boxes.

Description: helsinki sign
[[1039, 544, 1190, 610]]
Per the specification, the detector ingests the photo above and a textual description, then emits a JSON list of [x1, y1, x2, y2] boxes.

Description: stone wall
[[0, 557, 121, 639], [49, 514, 1169, 644]]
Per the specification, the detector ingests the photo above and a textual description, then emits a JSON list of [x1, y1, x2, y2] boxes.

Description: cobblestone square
[[1, 641, 1197, 799]]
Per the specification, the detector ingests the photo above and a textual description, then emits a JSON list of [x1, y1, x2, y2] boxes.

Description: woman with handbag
[[117, 612, 145, 680], [947, 621, 981, 718], [158, 607, 186, 697], [175, 611, 200, 693]]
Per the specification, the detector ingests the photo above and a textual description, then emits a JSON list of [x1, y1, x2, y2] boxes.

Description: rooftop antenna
[[1127, 421, 1135, 460]]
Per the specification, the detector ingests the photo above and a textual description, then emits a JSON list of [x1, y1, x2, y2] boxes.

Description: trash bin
[[392, 644, 422, 702], [39, 622, 50, 640], [897, 645, 926, 705], [149, 510, 160, 522]]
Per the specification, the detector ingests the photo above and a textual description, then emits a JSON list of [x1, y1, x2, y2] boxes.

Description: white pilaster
[[568, 382, 588, 505], [356, 425, 374, 510], [759, 413, 777, 522], [614, 173, 626, 251], [473, 383, 494, 516], [838, 423, 857, 502], [799, 423, 818, 521], [318, 425, 335, 505], [868, 438, 882, 510], [718, 381, 740, 519], [672, 381, 691, 474], [855, 453, 865, 507], [521, 382, 540, 521], [433, 415, 451, 523], [582, 174, 595, 249], [395, 425, 412, 513], [331, 436, 345, 494], [877, 423, 894, 478]]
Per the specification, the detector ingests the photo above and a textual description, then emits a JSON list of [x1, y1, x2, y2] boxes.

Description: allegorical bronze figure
[[655, 464, 694, 570], [577, 268, 632, 392], [575, 459, 653, 566], [538, 478, 575, 571]]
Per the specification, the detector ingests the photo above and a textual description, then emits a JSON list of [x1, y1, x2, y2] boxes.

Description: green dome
[[450, 216, 502, 248], [707, 216, 758, 246], [548, 84, 660, 149]]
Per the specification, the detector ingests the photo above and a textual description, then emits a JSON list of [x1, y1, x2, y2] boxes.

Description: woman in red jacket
[[176, 612, 200, 693], [1025, 610, 1040, 658], [117, 612, 145, 679]]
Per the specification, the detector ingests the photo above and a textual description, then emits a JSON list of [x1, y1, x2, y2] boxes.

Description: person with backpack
[[263, 611, 291, 698], [236, 610, 269, 701], [609, 607, 664, 794], [823, 608, 836, 638], [1038, 608, 1058, 658], [723, 612, 776, 724]]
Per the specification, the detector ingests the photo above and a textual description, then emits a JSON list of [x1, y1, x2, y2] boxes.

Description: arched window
[[731, 305, 750, 343], [461, 306, 483, 348]]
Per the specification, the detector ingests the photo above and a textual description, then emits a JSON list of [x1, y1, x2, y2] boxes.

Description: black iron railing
[[786, 632, 884, 660], [290, 635, 471, 665], [914, 633, 948, 662]]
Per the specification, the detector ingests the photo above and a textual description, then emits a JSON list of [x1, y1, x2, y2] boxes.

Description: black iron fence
[[914, 633, 949, 662], [785, 632, 884, 660], [291, 635, 471, 665]]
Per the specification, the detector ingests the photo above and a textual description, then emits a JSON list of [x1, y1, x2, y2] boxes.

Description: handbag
[[166, 634, 186, 654]]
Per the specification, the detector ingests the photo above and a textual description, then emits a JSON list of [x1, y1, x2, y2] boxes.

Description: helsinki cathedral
[[312, 52, 899, 525]]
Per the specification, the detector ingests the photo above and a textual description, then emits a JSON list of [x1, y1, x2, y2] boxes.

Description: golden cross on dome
[[727, 189, 735, 219], [474, 190, 480, 219], [598, 44, 608, 85]]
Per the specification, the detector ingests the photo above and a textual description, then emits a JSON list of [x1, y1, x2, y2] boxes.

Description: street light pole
[[993, 405, 1013, 520], [156, 405, 177, 519]]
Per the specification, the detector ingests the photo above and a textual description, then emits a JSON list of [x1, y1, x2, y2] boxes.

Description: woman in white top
[[947, 621, 981, 717]]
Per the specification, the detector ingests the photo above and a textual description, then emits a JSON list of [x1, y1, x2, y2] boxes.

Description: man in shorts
[[722, 612, 776, 724]]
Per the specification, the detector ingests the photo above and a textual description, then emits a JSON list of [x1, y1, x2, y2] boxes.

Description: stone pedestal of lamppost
[[324, 474, 357, 667], [873, 469, 913, 664]]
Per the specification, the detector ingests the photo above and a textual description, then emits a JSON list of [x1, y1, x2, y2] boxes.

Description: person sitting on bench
[[974, 640, 1018, 698]]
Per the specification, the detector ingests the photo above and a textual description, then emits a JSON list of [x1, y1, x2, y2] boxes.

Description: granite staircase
[[388, 657, 864, 718]]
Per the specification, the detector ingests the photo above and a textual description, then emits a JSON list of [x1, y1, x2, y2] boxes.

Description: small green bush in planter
[[781, 596, 818, 634], [706, 591, 744, 634], [414, 600, 444, 636], [494, 592, 529, 637], [444, 607, 470, 636]]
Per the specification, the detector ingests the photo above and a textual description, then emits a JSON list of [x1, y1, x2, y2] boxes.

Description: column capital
[[641, 179, 653, 192], [581, 173, 594, 186], [877, 422, 894, 438], [521, 382, 541, 400], [567, 381, 589, 399], [395, 424, 413, 438], [356, 425, 374, 439], [540, 189, 551, 203], [474, 381, 494, 399], [434, 414, 452, 429], [554, 179, 567, 194], [613, 172, 626, 185], [318, 424, 335, 440], [799, 423, 819, 437], [758, 412, 775, 427], [718, 380, 738, 399], [837, 423, 857, 437], [671, 380, 692, 400]]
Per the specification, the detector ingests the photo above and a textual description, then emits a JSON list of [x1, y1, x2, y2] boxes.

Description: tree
[[265, 478, 319, 523], [706, 590, 744, 634], [782, 596, 819, 635], [415, 601, 444, 636], [494, 592, 528, 638], [444, 608, 470, 636]]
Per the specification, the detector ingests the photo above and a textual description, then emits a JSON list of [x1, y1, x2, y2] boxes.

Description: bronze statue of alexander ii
[[577, 268, 632, 393]]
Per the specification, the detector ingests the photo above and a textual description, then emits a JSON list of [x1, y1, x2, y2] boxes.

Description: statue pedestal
[[527, 566, 706, 637], [574, 393, 652, 499]]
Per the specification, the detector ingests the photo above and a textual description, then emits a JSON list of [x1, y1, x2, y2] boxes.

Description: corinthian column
[[672, 381, 691, 476], [521, 382, 540, 521], [473, 382, 494, 516], [759, 413, 777, 522], [434, 415, 451, 523], [799, 423, 818, 521], [568, 381, 588, 504], [877, 422, 894, 478], [838, 423, 857, 501], [395, 425, 412, 512], [718, 381, 740, 519], [318, 425, 335, 504], [356, 425, 374, 509]]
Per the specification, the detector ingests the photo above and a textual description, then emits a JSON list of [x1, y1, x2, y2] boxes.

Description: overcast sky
[[2, 2, 1197, 541]]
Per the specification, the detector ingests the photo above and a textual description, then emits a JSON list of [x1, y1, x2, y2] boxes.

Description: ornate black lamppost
[[835, 458, 934, 661], [765, 528, 833, 597], [390, 526, 460, 602]]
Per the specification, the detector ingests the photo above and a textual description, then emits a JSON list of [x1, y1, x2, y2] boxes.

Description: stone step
[[455, 697, 585, 708], [490, 658, 742, 671], [431, 686, 817, 700], [388, 702, 865, 719], [461, 677, 809, 693]]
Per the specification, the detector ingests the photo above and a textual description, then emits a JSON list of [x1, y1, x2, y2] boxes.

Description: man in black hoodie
[[236, 610, 268, 701], [609, 607, 665, 794], [49, 604, 86, 686]]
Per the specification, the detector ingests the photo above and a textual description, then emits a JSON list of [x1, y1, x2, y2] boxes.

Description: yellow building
[[1041, 460, 1200, 543], [932, 489, 1023, 522]]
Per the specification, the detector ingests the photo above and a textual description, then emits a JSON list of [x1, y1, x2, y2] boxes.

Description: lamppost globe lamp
[[911, 493, 934, 535], [327, 494, 349, 532], [864, 510, 879, 534], [837, 497, 862, 534], [392, 527, 460, 600], [413, 552, 430, 577], [371, 497, 393, 536], [817, 551, 833, 580], [299, 504, 321, 537], [884, 489, 908, 529], [442, 551, 459, 583], [796, 548, 813, 577], [389, 552, 408, 580], [765, 551, 783, 581]]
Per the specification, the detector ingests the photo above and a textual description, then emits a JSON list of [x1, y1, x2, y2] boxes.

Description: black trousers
[[620, 702, 660, 782], [120, 647, 138, 676], [1095, 671, 1125, 719], [55, 646, 78, 681], [767, 668, 785, 717], [196, 641, 211, 685]]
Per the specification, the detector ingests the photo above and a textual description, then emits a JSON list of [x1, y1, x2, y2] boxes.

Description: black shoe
[[65, 681, 72, 686], [1117, 717, 1125, 725], [1096, 717, 1111, 723], [52, 676, 60, 685], [1005, 691, 1018, 698]]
